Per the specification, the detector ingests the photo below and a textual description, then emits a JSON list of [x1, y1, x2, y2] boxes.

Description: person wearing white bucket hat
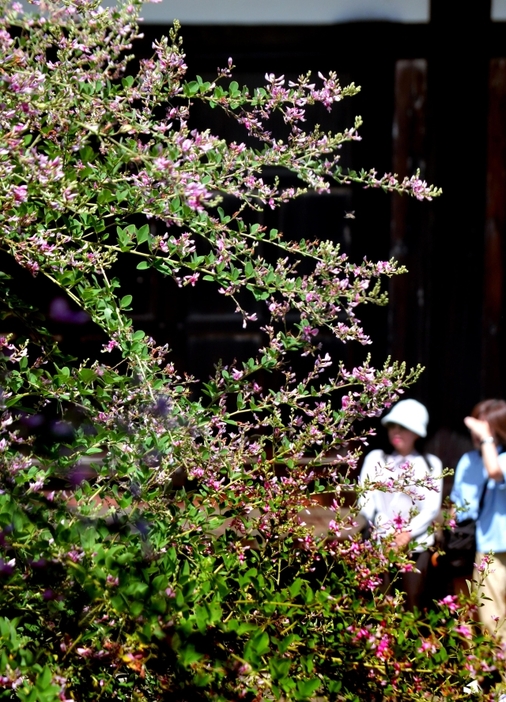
[[358, 398, 443, 612], [381, 398, 429, 438]]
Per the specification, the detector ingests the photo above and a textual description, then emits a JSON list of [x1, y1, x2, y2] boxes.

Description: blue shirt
[[450, 448, 506, 553]]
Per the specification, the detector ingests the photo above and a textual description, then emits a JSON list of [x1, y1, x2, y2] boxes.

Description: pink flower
[[76, 647, 93, 658], [67, 550, 84, 563], [328, 520, 340, 535], [454, 624, 472, 639], [391, 514, 408, 531], [301, 325, 318, 341], [399, 561, 416, 573], [11, 184, 28, 202], [439, 595, 459, 613], [418, 639, 437, 653], [101, 339, 118, 353], [476, 554, 492, 572], [374, 634, 391, 661], [189, 467, 204, 479], [183, 272, 199, 286]]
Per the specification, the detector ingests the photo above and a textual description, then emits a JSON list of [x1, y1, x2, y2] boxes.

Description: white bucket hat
[[380, 399, 429, 438]]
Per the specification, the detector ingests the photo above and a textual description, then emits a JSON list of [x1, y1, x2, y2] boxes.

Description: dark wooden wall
[[127, 3, 506, 465], [123, 4, 505, 463], [8, 3, 503, 466]]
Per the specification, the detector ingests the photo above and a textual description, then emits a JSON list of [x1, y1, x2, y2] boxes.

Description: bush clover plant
[[0, 1, 503, 700]]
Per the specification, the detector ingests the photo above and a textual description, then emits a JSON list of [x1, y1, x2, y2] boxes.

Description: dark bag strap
[[476, 479, 488, 519]]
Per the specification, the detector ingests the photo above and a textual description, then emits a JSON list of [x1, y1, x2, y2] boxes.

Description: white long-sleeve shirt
[[358, 449, 443, 552]]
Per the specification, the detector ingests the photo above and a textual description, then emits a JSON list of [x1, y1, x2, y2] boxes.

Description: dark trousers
[[383, 550, 432, 613]]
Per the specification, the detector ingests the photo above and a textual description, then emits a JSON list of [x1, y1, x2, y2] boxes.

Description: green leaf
[[180, 644, 203, 666], [288, 579, 304, 598], [170, 196, 181, 213], [116, 189, 129, 202], [136, 224, 150, 245], [38, 666, 53, 690], [183, 81, 200, 97], [296, 678, 321, 699], [97, 189, 113, 205], [194, 604, 208, 634], [79, 368, 96, 383], [117, 226, 133, 249], [269, 656, 292, 680], [124, 581, 148, 597], [111, 594, 126, 612], [248, 630, 269, 657]]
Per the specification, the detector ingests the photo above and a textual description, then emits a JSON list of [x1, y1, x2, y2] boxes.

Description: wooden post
[[482, 58, 506, 397], [426, 0, 491, 426], [389, 59, 429, 368]]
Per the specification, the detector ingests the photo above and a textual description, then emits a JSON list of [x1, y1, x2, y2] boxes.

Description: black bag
[[442, 517, 479, 573], [443, 482, 487, 575]]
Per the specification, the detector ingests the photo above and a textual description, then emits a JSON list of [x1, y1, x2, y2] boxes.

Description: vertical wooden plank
[[426, 0, 491, 428], [388, 60, 428, 367], [482, 58, 506, 397]]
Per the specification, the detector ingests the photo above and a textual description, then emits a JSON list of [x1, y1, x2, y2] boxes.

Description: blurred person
[[451, 399, 506, 643], [359, 398, 443, 612]]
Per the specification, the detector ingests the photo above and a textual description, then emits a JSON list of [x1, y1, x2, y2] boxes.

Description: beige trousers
[[474, 551, 506, 643]]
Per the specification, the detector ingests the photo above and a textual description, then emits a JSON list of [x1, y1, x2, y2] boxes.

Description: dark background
[[8, 1, 506, 470], [133, 1, 506, 468]]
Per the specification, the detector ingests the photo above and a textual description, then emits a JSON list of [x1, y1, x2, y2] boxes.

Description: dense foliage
[[0, 1, 503, 700]]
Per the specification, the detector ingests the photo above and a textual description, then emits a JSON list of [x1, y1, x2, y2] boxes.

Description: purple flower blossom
[[76, 647, 93, 658], [183, 272, 199, 286], [301, 325, 319, 341], [454, 624, 473, 639], [11, 184, 27, 202], [370, 633, 391, 661], [439, 595, 459, 613], [0, 558, 15, 576], [101, 339, 119, 353], [418, 639, 437, 653], [67, 550, 84, 563], [189, 467, 204, 479], [391, 513, 408, 531]]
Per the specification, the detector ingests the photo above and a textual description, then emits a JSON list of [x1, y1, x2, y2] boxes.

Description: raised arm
[[464, 416, 504, 482]]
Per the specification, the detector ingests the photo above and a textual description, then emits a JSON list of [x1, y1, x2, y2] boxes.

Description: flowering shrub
[[0, 1, 503, 700]]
